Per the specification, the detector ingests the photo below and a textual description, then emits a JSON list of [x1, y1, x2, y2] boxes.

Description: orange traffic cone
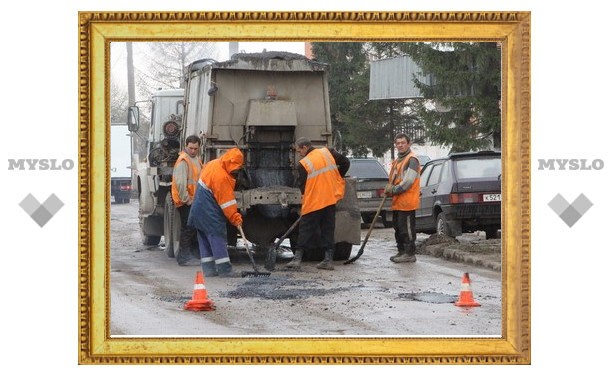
[[184, 271, 215, 311], [454, 272, 481, 307]]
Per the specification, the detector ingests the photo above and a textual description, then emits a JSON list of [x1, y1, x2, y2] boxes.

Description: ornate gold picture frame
[[78, 11, 530, 364]]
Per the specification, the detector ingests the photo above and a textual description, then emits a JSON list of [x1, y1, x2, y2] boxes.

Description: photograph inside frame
[[80, 11, 530, 364]]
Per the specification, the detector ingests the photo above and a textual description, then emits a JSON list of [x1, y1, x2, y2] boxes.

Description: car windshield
[[347, 159, 388, 179], [454, 157, 501, 179]]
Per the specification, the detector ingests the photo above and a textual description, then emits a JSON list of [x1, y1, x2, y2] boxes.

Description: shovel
[[344, 193, 388, 264], [238, 225, 271, 278], [265, 215, 302, 271]]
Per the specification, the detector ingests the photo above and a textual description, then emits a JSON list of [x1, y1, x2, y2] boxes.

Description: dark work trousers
[[393, 210, 417, 254], [177, 204, 199, 262], [297, 205, 336, 252]]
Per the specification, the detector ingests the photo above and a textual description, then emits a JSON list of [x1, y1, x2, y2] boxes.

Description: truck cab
[[128, 88, 185, 249]]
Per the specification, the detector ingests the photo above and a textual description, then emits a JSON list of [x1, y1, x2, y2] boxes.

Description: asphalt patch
[[223, 275, 339, 300], [398, 291, 457, 304]]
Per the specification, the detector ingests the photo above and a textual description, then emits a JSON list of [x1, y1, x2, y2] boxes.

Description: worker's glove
[[229, 212, 243, 227], [384, 184, 394, 195]]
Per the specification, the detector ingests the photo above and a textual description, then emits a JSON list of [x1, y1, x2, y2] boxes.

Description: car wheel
[[485, 226, 499, 240], [436, 212, 451, 237], [361, 213, 375, 225]]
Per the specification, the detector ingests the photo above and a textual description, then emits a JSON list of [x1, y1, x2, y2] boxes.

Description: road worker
[[285, 137, 350, 270], [171, 135, 203, 266], [385, 133, 421, 263], [188, 147, 244, 277]]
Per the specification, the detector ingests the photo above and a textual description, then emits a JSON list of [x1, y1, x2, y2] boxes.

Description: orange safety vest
[[171, 151, 203, 207], [299, 147, 345, 215], [389, 151, 421, 211]]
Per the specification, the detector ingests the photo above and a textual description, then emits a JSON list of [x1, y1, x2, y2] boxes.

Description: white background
[[2, 0, 609, 376]]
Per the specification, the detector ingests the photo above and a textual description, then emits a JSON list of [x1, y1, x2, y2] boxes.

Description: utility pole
[[126, 42, 136, 106], [126, 42, 138, 195]]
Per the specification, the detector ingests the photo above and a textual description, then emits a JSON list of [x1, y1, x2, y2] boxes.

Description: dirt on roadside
[[417, 233, 502, 271]]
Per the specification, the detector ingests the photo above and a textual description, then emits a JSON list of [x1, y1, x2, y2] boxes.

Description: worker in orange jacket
[[285, 137, 350, 271], [171, 135, 203, 266], [384, 133, 421, 263], [188, 147, 244, 277]]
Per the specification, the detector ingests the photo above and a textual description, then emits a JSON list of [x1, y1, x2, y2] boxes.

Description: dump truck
[[127, 88, 185, 254], [129, 52, 361, 265]]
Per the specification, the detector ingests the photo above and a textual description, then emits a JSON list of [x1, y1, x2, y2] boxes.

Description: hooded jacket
[[187, 148, 244, 237]]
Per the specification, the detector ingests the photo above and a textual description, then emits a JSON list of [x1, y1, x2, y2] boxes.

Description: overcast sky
[[111, 41, 307, 88]]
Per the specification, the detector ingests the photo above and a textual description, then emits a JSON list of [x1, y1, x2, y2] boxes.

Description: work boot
[[391, 253, 416, 263], [216, 261, 233, 276], [285, 249, 303, 270], [390, 249, 405, 261], [316, 249, 335, 270], [178, 249, 199, 266], [201, 261, 218, 277]]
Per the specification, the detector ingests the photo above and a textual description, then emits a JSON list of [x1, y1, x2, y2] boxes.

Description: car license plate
[[483, 194, 501, 202], [357, 191, 373, 199]]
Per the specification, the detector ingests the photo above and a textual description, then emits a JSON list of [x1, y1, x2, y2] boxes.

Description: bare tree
[[110, 77, 128, 124], [135, 42, 220, 99]]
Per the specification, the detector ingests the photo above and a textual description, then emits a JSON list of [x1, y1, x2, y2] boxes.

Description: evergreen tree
[[400, 42, 501, 152], [311, 42, 425, 158]]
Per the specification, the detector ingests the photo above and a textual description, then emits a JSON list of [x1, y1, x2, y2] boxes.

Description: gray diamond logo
[[548, 193, 592, 227], [19, 193, 64, 227]]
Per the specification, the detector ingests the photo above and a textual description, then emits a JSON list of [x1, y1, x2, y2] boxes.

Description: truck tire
[[302, 243, 352, 262], [333, 242, 352, 261], [302, 248, 323, 262], [164, 193, 176, 258], [141, 229, 161, 246]]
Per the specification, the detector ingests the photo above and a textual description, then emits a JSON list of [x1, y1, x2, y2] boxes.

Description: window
[[420, 164, 432, 188], [455, 157, 501, 179], [427, 163, 443, 186]]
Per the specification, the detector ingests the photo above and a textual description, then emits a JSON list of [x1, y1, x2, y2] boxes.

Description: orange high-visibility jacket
[[299, 147, 345, 215], [171, 151, 203, 207], [199, 147, 244, 226], [389, 151, 421, 211]]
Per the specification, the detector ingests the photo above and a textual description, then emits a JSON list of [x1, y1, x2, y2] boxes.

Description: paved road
[[110, 201, 502, 336]]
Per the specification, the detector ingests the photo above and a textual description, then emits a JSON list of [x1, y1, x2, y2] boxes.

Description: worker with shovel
[[171, 135, 203, 266], [385, 133, 421, 263], [188, 147, 244, 277], [285, 137, 350, 271]]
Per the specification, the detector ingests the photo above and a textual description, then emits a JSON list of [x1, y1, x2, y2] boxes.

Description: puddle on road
[[398, 291, 457, 304]]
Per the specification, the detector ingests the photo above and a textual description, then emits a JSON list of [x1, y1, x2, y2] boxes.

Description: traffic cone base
[[184, 271, 216, 312], [454, 272, 481, 307]]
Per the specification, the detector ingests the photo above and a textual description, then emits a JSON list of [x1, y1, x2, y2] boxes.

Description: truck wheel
[[302, 248, 323, 262], [164, 193, 175, 258], [140, 228, 161, 246], [333, 242, 352, 261]]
